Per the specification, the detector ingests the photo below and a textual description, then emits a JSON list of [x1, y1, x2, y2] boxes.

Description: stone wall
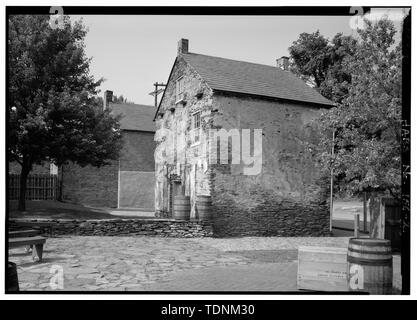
[[154, 56, 213, 217], [210, 195, 330, 237], [154, 55, 331, 237], [9, 219, 213, 237], [209, 93, 331, 237]]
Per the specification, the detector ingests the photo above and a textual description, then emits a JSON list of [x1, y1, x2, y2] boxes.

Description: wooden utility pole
[[354, 213, 360, 238], [329, 128, 335, 232], [363, 192, 368, 232], [149, 82, 166, 108]]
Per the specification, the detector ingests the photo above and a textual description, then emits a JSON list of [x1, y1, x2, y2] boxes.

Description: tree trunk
[[18, 163, 30, 211]]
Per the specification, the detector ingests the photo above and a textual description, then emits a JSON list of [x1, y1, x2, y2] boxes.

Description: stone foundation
[[9, 219, 213, 238], [211, 198, 331, 238]]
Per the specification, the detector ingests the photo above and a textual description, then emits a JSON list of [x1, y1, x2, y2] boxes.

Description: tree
[[8, 15, 123, 210], [113, 94, 134, 104], [311, 18, 401, 200], [113, 95, 124, 103], [319, 33, 357, 103], [289, 31, 330, 88], [289, 31, 357, 103]]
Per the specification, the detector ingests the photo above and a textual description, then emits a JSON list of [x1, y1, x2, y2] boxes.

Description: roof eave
[[121, 128, 155, 133], [153, 56, 179, 121], [211, 89, 334, 109]]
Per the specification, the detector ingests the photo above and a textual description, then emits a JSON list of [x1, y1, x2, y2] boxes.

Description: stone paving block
[[8, 235, 402, 293]]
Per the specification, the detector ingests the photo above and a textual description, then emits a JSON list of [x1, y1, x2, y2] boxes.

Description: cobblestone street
[[8, 236, 400, 292]]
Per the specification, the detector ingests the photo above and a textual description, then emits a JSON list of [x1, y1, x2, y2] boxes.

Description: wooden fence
[[369, 196, 401, 253], [9, 174, 60, 200]]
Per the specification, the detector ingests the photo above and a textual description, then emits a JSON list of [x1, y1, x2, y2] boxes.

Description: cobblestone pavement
[[192, 237, 351, 251], [8, 236, 401, 292], [9, 236, 251, 291], [142, 262, 298, 291]]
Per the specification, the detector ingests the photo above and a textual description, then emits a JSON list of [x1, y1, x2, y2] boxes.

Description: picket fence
[[9, 174, 60, 200]]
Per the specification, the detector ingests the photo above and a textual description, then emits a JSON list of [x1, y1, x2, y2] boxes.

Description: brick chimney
[[103, 90, 113, 110], [276, 56, 289, 71], [177, 38, 189, 55]]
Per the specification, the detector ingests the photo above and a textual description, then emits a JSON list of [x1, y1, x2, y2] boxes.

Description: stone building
[[62, 91, 156, 209], [154, 39, 334, 237]]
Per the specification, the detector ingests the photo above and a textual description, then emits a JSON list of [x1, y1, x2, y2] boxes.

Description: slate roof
[[110, 103, 155, 132], [181, 53, 334, 107]]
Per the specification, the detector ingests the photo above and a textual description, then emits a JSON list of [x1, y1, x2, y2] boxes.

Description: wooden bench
[[9, 230, 41, 253], [9, 229, 40, 238], [10, 221, 54, 237], [9, 236, 46, 262]]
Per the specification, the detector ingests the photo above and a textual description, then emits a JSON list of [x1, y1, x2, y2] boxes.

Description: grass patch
[[8, 200, 153, 220]]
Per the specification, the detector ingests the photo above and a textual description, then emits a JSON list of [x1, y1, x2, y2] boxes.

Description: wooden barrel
[[347, 238, 392, 294], [173, 195, 190, 220], [7, 261, 19, 292], [196, 195, 213, 221]]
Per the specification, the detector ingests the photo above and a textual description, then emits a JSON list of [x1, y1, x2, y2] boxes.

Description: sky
[[71, 12, 404, 106]]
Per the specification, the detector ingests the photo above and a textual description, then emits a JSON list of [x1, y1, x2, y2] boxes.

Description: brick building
[[154, 39, 334, 237], [62, 92, 156, 209], [9, 162, 57, 175]]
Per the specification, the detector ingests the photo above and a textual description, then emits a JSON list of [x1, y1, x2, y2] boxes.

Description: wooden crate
[[297, 246, 348, 292]]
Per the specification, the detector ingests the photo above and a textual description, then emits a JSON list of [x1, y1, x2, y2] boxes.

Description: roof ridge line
[[184, 52, 282, 70], [182, 52, 330, 98], [111, 102, 155, 108], [182, 52, 333, 106], [179, 54, 215, 94]]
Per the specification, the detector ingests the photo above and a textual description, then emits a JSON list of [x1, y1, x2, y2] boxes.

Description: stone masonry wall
[[209, 93, 331, 237], [9, 219, 213, 237], [155, 56, 213, 217], [155, 56, 330, 237], [210, 191, 330, 237]]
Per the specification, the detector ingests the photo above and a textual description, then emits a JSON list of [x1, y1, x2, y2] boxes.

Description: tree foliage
[[8, 15, 123, 210], [113, 95, 125, 103], [289, 31, 357, 103], [112, 94, 135, 104], [310, 18, 402, 199], [289, 31, 329, 88]]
